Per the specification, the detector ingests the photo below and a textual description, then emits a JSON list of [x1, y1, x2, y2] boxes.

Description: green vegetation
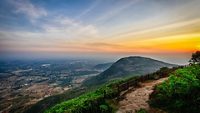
[[149, 64, 200, 113], [84, 56, 176, 86], [136, 108, 147, 113], [189, 51, 200, 64], [44, 77, 138, 113], [44, 66, 177, 113], [24, 88, 87, 113]]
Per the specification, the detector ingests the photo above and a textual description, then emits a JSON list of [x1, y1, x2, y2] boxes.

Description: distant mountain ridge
[[93, 62, 113, 71], [84, 56, 177, 86]]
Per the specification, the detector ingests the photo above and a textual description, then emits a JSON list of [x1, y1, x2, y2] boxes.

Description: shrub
[[136, 108, 147, 113], [149, 65, 200, 113]]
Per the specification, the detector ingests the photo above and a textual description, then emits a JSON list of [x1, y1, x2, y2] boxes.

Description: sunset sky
[[0, 0, 200, 64]]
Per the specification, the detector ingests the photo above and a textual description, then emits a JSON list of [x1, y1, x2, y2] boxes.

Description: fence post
[[117, 85, 120, 94], [103, 90, 106, 99]]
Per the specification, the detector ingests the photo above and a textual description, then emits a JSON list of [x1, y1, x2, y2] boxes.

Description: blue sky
[[0, 0, 200, 64]]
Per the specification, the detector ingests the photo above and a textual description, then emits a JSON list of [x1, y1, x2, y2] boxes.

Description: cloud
[[40, 16, 99, 40], [85, 42, 136, 53], [9, 0, 47, 21], [87, 42, 121, 48], [75, 0, 101, 19], [104, 18, 200, 42], [95, 0, 141, 23], [0, 15, 100, 53]]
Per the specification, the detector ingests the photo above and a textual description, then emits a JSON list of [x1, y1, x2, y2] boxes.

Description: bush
[[136, 108, 147, 113], [99, 104, 109, 112], [44, 78, 125, 113], [149, 65, 200, 113]]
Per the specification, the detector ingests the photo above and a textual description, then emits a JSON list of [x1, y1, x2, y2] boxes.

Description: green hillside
[[44, 67, 177, 113], [93, 62, 113, 70], [84, 56, 177, 86], [24, 56, 177, 113], [149, 64, 200, 113]]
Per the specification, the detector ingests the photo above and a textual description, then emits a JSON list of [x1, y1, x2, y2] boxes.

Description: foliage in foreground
[[190, 51, 200, 64], [24, 88, 87, 113], [149, 64, 200, 113], [44, 77, 138, 113], [44, 66, 177, 113], [136, 108, 148, 113]]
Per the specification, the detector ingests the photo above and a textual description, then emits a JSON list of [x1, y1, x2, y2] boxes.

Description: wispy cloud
[[9, 0, 47, 21], [75, 0, 101, 19], [41, 16, 99, 40], [0, 15, 100, 53], [102, 18, 200, 44], [0, 0, 199, 64], [87, 42, 122, 48], [95, 0, 141, 24]]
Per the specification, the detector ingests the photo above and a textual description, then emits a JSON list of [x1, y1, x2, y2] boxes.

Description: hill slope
[[117, 77, 168, 113], [44, 64, 177, 113], [149, 64, 200, 113], [93, 62, 113, 71], [84, 56, 176, 86]]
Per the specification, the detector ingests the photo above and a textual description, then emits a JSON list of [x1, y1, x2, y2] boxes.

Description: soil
[[116, 78, 168, 113]]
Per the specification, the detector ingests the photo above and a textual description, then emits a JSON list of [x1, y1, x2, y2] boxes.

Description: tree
[[189, 51, 200, 64]]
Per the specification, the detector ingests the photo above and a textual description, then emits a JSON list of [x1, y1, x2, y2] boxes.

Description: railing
[[103, 67, 180, 100], [116, 67, 179, 95]]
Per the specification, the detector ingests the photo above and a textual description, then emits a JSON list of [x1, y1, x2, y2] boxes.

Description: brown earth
[[116, 78, 168, 113]]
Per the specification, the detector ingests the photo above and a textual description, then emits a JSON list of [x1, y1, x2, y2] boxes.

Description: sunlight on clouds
[[41, 16, 99, 39], [107, 18, 200, 43], [95, 0, 140, 23], [0, 0, 200, 64], [197, 45, 200, 50], [120, 34, 200, 53]]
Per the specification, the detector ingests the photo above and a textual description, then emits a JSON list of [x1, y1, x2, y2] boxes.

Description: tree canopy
[[190, 51, 200, 64]]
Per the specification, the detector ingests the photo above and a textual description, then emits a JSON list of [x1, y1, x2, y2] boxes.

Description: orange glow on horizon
[[6, 34, 199, 54], [113, 33, 200, 53]]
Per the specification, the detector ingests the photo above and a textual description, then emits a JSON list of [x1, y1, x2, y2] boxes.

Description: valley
[[1, 55, 199, 113], [0, 59, 106, 113], [0, 0, 199, 112]]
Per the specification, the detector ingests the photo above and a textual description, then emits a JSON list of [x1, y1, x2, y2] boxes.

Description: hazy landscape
[[0, 0, 200, 113], [0, 59, 109, 112], [0, 56, 177, 113]]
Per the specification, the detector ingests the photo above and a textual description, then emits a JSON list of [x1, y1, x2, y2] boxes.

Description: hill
[[44, 64, 178, 113], [93, 62, 113, 71], [84, 56, 177, 86], [25, 57, 177, 113]]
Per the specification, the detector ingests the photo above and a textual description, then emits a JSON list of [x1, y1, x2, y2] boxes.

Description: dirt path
[[116, 78, 168, 113]]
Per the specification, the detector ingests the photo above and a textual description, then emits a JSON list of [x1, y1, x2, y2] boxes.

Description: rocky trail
[[116, 77, 168, 113]]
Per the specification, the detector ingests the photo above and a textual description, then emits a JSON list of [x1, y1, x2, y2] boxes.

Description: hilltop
[[44, 62, 178, 113], [44, 64, 200, 113], [25, 56, 176, 113], [84, 56, 177, 86]]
